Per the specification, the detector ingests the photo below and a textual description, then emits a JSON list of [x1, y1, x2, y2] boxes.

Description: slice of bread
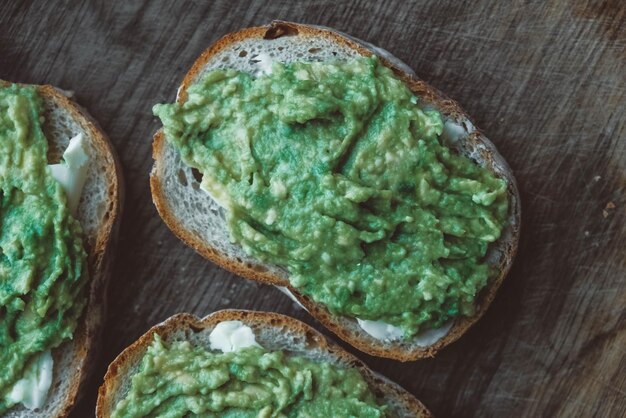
[[96, 310, 432, 417], [1, 82, 123, 417], [150, 21, 521, 361]]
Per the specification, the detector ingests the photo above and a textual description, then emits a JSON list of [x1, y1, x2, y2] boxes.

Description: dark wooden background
[[1, 0, 625, 416]]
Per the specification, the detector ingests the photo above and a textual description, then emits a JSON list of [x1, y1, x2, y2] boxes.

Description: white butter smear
[[209, 321, 261, 353], [440, 120, 467, 145], [276, 286, 308, 311], [8, 350, 53, 410], [356, 318, 404, 342], [255, 53, 273, 75], [48, 133, 90, 215], [357, 318, 453, 346], [411, 321, 454, 347]]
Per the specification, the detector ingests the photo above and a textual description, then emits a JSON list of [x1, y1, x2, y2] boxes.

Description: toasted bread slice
[[150, 21, 521, 361], [96, 310, 432, 417], [1, 82, 123, 417]]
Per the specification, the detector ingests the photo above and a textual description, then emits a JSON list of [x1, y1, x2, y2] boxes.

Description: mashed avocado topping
[[112, 334, 390, 418], [154, 56, 508, 337], [0, 84, 88, 412]]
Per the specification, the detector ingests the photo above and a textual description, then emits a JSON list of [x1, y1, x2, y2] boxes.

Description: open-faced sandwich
[[150, 21, 520, 361], [97, 310, 431, 417]]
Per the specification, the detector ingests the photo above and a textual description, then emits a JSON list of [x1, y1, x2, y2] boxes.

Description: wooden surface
[[1, 0, 625, 416]]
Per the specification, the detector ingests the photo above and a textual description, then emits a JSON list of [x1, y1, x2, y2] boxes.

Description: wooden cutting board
[[1, 0, 624, 416]]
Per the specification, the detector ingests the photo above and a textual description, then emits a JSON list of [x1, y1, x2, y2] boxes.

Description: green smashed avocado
[[112, 335, 391, 418], [154, 56, 508, 337], [0, 84, 88, 412]]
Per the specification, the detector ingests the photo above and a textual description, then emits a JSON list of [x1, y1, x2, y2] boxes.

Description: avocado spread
[[112, 335, 390, 417], [154, 56, 508, 337], [0, 84, 88, 412]]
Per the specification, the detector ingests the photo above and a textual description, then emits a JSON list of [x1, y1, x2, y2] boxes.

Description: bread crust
[[0, 81, 123, 417], [150, 21, 521, 361], [96, 310, 432, 417]]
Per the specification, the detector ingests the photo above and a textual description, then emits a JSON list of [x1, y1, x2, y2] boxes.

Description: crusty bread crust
[[96, 310, 432, 417], [0, 81, 123, 417], [150, 21, 521, 361]]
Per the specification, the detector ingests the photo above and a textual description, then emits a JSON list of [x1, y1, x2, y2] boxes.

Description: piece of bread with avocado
[[150, 21, 521, 361], [0, 81, 122, 417], [96, 310, 432, 417]]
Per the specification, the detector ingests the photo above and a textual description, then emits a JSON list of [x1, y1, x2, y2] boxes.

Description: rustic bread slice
[[1, 81, 123, 417], [96, 310, 432, 417], [150, 21, 521, 361]]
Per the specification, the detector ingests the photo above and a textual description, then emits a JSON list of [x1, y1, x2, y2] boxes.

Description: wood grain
[[1, 0, 624, 416]]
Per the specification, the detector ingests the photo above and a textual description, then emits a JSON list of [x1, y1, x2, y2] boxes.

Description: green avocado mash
[[0, 84, 88, 412], [112, 335, 391, 418], [154, 56, 508, 337]]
